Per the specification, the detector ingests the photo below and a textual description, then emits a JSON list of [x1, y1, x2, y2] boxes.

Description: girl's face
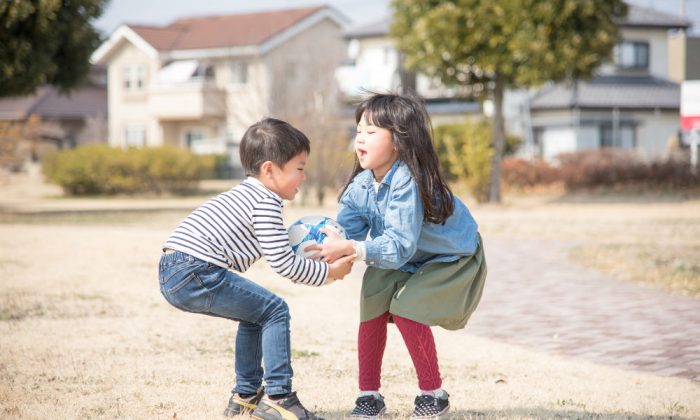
[[355, 112, 398, 181]]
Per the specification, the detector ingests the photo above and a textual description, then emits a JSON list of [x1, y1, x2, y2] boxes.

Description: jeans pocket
[[166, 272, 214, 313]]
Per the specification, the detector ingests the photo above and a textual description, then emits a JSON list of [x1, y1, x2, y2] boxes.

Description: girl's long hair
[[340, 93, 454, 224]]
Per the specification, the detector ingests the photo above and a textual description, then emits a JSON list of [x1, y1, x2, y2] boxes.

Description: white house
[[334, 4, 692, 160], [335, 17, 480, 126]]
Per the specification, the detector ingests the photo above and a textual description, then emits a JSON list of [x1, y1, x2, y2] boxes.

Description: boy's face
[[264, 151, 308, 200]]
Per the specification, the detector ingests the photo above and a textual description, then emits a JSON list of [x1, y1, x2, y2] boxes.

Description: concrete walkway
[[468, 237, 700, 381]]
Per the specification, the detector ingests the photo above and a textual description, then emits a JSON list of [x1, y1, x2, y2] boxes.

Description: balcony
[[148, 80, 226, 120]]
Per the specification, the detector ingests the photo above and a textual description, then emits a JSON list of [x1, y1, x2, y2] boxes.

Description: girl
[[310, 93, 486, 419]]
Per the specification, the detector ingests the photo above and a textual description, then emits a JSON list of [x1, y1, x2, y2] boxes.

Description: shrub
[[501, 157, 560, 189], [501, 149, 700, 191], [43, 145, 215, 195], [434, 119, 521, 202]]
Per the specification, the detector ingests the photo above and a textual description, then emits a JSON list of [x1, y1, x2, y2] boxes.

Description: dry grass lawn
[[1, 175, 699, 419]]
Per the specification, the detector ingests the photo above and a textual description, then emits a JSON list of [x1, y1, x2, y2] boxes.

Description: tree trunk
[[489, 72, 506, 203]]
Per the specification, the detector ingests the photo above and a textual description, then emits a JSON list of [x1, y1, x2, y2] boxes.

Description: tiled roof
[[620, 4, 690, 29], [129, 6, 323, 51], [531, 75, 680, 110], [0, 87, 49, 119], [0, 85, 107, 120], [344, 17, 390, 39]]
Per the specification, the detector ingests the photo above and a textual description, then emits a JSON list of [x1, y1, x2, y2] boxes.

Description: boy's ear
[[259, 161, 274, 178]]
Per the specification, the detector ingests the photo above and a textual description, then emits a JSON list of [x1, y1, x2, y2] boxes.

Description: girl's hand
[[326, 253, 356, 284], [304, 228, 355, 263]]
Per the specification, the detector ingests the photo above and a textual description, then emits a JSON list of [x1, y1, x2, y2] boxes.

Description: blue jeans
[[158, 250, 292, 396]]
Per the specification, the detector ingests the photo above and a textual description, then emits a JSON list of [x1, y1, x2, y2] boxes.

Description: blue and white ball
[[287, 215, 348, 258]]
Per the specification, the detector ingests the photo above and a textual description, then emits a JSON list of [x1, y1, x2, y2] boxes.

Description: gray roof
[[344, 17, 390, 38], [344, 4, 690, 39], [620, 4, 690, 29], [0, 85, 107, 120], [530, 75, 680, 110]]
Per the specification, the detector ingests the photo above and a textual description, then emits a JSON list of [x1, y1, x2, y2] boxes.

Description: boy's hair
[[341, 92, 454, 225], [240, 118, 310, 176]]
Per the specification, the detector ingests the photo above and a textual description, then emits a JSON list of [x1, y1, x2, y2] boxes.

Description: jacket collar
[[359, 160, 404, 188]]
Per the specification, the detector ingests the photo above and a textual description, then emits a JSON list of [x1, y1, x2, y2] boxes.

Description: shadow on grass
[[319, 408, 691, 419]]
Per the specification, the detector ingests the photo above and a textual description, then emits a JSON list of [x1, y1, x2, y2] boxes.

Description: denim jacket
[[337, 160, 479, 273]]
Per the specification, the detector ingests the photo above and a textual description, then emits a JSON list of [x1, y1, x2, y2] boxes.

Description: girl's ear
[[260, 161, 274, 178]]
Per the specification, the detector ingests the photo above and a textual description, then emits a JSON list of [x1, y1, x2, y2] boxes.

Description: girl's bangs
[[355, 96, 392, 128]]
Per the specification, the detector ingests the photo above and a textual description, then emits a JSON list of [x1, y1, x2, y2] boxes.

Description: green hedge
[[42, 145, 216, 195], [434, 119, 521, 202]]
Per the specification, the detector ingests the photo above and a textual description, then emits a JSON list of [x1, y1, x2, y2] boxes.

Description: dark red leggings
[[358, 311, 441, 391]]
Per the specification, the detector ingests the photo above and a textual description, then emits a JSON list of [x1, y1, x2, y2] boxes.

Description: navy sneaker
[[251, 392, 323, 420], [411, 392, 449, 419], [350, 394, 386, 418], [224, 387, 265, 416]]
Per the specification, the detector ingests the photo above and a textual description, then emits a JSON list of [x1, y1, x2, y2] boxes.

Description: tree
[[0, 0, 106, 97], [391, 0, 627, 202]]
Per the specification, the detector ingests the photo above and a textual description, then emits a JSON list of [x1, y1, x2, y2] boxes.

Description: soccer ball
[[287, 215, 348, 258]]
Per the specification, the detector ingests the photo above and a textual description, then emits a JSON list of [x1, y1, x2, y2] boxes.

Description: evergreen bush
[[42, 145, 215, 195]]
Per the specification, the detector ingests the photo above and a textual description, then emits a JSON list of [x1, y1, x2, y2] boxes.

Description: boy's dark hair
[[340, 92, 454, 225], [240, 118, 310, 176]]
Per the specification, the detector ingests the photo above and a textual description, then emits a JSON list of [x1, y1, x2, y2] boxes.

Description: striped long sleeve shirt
[[163, 177, 328, 286]]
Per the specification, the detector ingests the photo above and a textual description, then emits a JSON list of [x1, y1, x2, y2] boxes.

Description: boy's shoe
[[410, 392, 449, 419], [224, 387, 265, 417], [349, 394, 386, 418], [251, 392, 323, 420]]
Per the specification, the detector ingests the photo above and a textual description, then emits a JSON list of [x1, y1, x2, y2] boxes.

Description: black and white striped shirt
[[163, 177, 328, 286]]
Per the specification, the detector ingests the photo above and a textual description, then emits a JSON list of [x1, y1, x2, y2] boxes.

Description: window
[[184, 129, 206, 149], [600, 124, 635, 149], [614, 41, 649, 70], [230, 61, 248, 85], [193, 63, 215, 80], [124, 64, 146, 91], [125, 124, 146, 147]]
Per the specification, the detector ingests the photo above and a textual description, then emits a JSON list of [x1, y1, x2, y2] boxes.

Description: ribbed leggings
[[358, 311, 441, 391]]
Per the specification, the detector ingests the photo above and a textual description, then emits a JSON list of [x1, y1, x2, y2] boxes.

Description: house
[[0, 69, 107, 168], [91, 6, 350, 172], [669, 33, 700, 83], [528, 5, 691, 160], [334, 17, 479, 127]]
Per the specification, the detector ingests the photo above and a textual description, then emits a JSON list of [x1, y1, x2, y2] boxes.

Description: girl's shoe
[[251, 392, 323, 420], [410, 392, 449, 419], [350, 394, 386, 418], [224, 387, 265, 416]]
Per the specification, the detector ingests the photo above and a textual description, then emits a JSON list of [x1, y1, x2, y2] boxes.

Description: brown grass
[[473, 192, 700, 298], [0, 175, 699, 419]]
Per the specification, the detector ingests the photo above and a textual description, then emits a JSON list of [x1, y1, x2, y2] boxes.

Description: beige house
[[91, 6, 349, 172]]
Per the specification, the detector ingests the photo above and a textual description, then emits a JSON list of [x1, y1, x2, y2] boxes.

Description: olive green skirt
[[360, 235, 486, 331]]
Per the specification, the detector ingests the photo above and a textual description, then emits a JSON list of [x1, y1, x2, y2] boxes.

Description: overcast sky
[[94, 0, 700, 36]]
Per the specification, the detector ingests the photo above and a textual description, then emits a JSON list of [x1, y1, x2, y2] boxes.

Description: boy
[[158, 118, 355, 420]]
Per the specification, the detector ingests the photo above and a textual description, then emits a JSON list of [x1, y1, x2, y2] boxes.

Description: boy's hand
[[326, 253, 356, 284], [305, 228, 355, 264]]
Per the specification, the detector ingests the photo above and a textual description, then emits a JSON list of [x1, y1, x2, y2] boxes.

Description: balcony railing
[[148, 80, 226, 120]]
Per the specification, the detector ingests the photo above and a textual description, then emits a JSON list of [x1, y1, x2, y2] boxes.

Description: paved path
[[468, 238, 700, 381]]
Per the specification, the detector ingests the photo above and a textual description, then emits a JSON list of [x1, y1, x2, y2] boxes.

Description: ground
[[0, 172, 698, 419]]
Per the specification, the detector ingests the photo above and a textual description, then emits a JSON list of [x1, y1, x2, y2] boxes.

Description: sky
[[94, 0, 700, 36]]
